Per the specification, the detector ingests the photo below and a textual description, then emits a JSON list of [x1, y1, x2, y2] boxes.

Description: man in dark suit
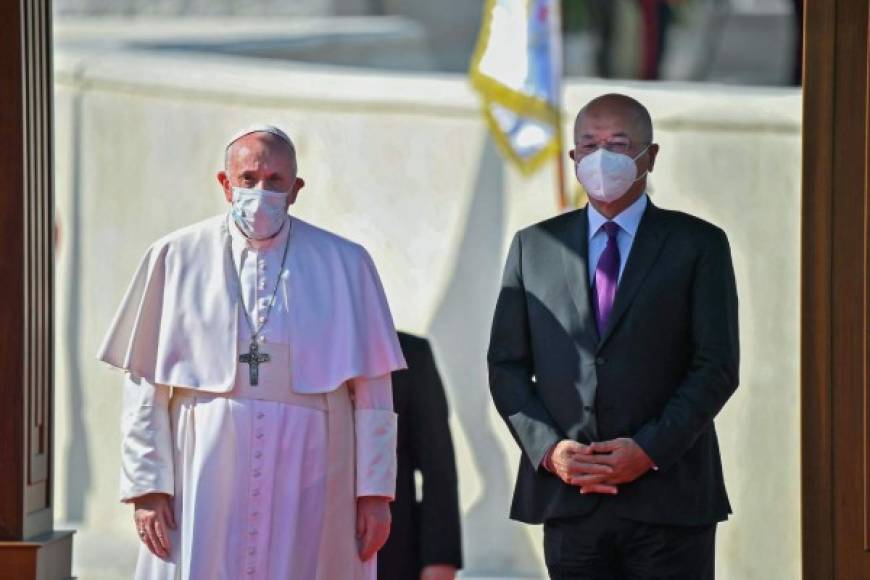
[[487, 93, 739, 579], [378, 332, 464, 580]]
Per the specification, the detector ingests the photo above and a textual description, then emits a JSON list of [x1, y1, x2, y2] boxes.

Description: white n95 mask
[[230, 187, 289, 240], [575, 146, 649, 203]]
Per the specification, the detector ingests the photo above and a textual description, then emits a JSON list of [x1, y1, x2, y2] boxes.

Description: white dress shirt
[[587, 193, 649, 286]]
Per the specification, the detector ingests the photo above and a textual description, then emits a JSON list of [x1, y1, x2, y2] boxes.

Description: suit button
[[583, 405, 593, 412], [595, 357, 606, 366]]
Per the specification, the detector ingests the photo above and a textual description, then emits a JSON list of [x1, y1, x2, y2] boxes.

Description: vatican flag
[[469, 0, 563, 175]]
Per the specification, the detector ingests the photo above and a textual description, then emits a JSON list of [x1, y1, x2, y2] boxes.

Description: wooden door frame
[[801, 0, 870, 578], [0, 1, 73, 578]]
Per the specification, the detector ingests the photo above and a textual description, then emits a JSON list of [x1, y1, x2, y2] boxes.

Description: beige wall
[[53, 47, 801, 579]]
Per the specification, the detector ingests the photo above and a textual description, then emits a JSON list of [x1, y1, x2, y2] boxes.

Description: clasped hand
[[548, 438, 654, 495]]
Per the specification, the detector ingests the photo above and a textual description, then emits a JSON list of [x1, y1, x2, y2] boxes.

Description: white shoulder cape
[[98, 214, 406, 393]]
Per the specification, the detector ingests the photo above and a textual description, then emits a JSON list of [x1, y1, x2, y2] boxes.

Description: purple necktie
[[593, 221, 621, 335]]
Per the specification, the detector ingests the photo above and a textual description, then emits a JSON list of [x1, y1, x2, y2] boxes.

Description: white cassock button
[[249, 529, 258, 536], [247, 568, 255, 575], [253, 470, 261, 478], [252, 489, 260, 497], [248, 548, 256, 556], [252, 512, 259, 518], [254, 451, 263, 459], [257, 412, 265, 419]]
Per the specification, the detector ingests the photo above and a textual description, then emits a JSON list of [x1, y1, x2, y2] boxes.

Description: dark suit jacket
[[378, 333, 463, 580], [487, 202, 739, 526]]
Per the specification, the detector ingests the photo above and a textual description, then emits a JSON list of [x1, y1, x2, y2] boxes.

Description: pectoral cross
[[239, 340, 270, 386]]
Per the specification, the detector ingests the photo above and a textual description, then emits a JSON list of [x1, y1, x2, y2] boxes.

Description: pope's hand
[[548, 439, 618, 495], [421, 564, 458, 580], [356, 496, 392, 561], [133, 492, 176, 559]]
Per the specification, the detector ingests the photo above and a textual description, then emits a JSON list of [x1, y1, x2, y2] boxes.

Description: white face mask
[[230, 187, 289, 240], [575, 145, 649, 203]]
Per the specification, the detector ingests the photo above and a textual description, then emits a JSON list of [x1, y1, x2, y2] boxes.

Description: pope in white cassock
[[97, 125, 407, 580]]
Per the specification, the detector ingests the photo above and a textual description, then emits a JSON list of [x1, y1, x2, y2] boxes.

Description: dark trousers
[[544, 502, 716, 580]]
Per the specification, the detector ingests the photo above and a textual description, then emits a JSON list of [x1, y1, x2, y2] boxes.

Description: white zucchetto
[[225, 124, 295, 154]]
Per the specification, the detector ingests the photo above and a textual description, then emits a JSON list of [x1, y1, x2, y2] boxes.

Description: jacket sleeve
[[408, 341, 463, 569], [487, 232, 564, 470], [633, 228, 740, 470], [119, 374, 174, 502]]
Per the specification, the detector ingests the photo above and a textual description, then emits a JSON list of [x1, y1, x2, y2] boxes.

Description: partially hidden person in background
[[378, 332, 463, 580]]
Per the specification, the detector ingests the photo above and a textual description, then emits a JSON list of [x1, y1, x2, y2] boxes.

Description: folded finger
[[574, 443, 596, 455], [569, 473, 607, 486], [359, 528, 376, 561], [162, 503, 177, 530], [561, 441, 586, 454], [141, 534, 158, 557], [135, 523, 147, 547], [357, 514, 373, 557], [572, 449, 611, 461], [356, 511, 367, 539], [144, 525, 167, 559], [579, 483, 618, 495], [364, 520, 385, 561], [568, 461, 613, 475], [368, 523, 387, 554], [155, 519, 172, 554], [375, 523, 391, 552], [589, 440, 621, 453]]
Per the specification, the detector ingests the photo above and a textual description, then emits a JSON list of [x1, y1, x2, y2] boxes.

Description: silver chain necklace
[[225, 218, 292, 386]]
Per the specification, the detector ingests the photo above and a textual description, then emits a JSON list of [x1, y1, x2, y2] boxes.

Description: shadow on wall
[[62, 91, 92, 522], [428, 138, 544, 575]]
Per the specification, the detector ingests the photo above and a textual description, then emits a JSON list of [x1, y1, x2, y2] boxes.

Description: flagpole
[[556, 136, 568, 211], [552, 0, 568, 211]]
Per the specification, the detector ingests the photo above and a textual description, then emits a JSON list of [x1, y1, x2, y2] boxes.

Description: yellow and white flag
[[469, 0, 563, 175]]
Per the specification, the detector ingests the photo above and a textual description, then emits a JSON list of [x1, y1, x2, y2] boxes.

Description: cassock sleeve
[[119, 374, 174, 502], [350, 374, 397, 499]]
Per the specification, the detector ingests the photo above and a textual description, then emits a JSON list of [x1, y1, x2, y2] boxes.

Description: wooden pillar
[[0, 0, 74, 578], [801, 0, 870, 577]]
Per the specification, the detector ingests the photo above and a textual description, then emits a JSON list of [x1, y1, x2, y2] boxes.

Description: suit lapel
[[560, 207, 600, 345], [597, 203, 670, 350]]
